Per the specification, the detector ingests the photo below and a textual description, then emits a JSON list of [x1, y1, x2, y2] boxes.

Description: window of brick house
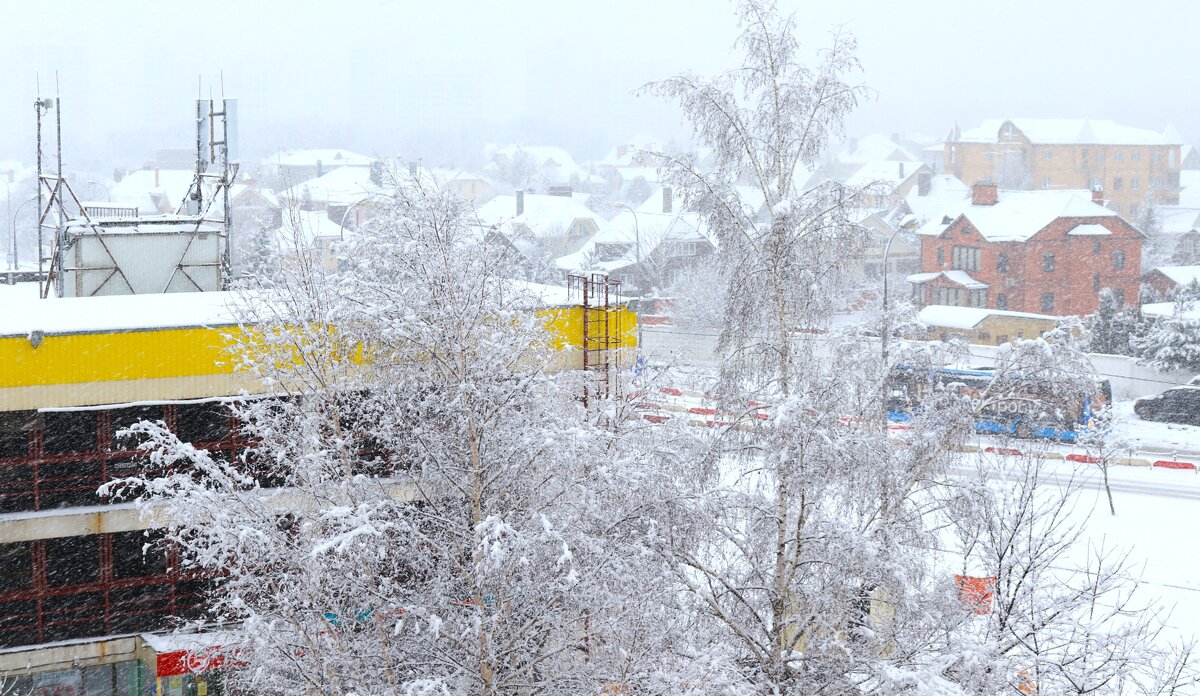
[[950, 146, 957, 165], [1042, 176, 1051, 189], [1113, 177, 1124, 191], [1115, 288, 1126, 306], [997, 293, 1008, 310], [996, 253, 1009, 272], [1041, 292, 1055, 313], [1114, 151, 1124, 162], [1153, 152, 1162, 164], [1170, 149, 1177, 167], [1093, 272, 1101, 292], [937, 247, 944, 266], [952, 245, 980, 271], [1042, 151, 1052, 160], [1114, 251, 1126, 269], [1132, 151, 1142, 162], [1093, 240, 1101, 254], [1132, 177, 1141, 190], [1042, 252, 1055, 272]]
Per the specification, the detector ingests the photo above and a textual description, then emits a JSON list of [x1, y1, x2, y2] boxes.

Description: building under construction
[[0, 95, 636, 692]]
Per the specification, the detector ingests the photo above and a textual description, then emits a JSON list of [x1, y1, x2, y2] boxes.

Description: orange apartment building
[[909, 183, 1143, 317], [944, 119, 1182, 216]]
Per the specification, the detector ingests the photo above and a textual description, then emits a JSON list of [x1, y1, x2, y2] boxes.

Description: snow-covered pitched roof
[[844, 160, 927, 188], [599, 136, 667, 168], [475, 194, 598, 240], [283, 166, 385, 207], [110, 168, 196, 213], [906, 270, 989, 289], [269, 149, 374, 169], [1179, 170, 1200, 208], [916, 189, 1118, 242], [905, 175, 969, 223], [918, 305, 1059, 330], [955, 119, 1180, 146], [1156, 206, 1200, 235], [835, 133, 919, 164], [231, 184, 280, 208], [276, 209, 349, 249], [1150, 266, 1200, 286], [555, 208, 711, 274]]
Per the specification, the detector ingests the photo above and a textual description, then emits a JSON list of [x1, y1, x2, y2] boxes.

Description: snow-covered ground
[[1111, 399, 1200, 455]]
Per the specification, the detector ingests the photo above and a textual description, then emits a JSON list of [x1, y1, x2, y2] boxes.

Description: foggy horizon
[[0, 0, 1194, 172]]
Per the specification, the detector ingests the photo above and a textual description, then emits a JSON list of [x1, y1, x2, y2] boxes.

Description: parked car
[[1133, 386, 1200, 426]]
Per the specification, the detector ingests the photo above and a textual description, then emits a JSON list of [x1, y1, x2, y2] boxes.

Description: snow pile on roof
[[1142, 301, 1200, 321], [283, 166, 385, 207], [916, 189, 1117, 242], [475, 194, 598, 240], [1151, 266, 1200, 286], [269, 149, 375, 169], [918, 305, 1059, 329], [230, 183, 280, 209], [110, 169, 196, 214], [907, 270, 989, 289], [956, 119, 1180, 145]]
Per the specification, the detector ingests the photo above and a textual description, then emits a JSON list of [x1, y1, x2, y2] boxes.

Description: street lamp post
[[8, 196, 38, 283], [613, 202, 644, 353]]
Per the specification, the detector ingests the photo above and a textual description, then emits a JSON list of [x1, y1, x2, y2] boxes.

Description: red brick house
[[909, 183, 1143, 316], [1143, 265, 1200, 298]]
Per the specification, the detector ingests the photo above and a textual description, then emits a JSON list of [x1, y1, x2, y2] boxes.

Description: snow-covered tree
[[1087, 288, 1147, 357], [1133, 302, 1200, 372], [107, 172, 669, 695], [943, 446, 1196, 693]]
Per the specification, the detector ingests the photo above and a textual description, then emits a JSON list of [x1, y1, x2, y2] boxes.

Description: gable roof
[[475, 193, 598, 240], [916, 189, 1120, 242], [836, 133, 920, 164], [844, 160, 928, 188], [906, 270, 988, 289], [555, 209, 711, 274], [1149, 266, 1200, 286], [283, 166, 385, 207], [955, 119, 1180, 146]]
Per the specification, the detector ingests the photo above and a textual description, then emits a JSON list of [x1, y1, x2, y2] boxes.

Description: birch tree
[[106, 172, 667, 695]]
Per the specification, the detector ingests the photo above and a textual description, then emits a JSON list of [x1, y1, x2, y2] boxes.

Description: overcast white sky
[[0, 0, 1193, 171]]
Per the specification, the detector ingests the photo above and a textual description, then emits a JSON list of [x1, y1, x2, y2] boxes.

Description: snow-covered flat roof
[[0, 291, 243, 338], [918, 305, 1060, 329]]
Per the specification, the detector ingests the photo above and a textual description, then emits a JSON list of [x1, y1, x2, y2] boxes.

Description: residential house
[[908, 183, 1143, 316], [266, 149, 375, 188], [1143, 265, 1200, 298], [844, 161, 933, 209], [482, 144, 591, 193], [825, 133, 921, 180], [917, 305, 1061, 346], [435, 169, 497, 204], [944, 119, 1183, 213], [108, 168, 196, 214], [557, 187, 715, 295], [475, 190, 601, 260], [280, 165, 387, 228]]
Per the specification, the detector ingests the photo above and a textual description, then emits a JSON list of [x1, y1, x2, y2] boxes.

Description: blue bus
[[886, 366, 1111, 442]]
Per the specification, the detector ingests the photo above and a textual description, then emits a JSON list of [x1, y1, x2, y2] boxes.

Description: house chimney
[[516, 189, 525, 216], [316, 159, 324, 177], [917, 170, 932, 197], [154, 167, 160, 188], [899, 162, 905, 179], [971, 181, 998, 206], [663, 186, 673, 214], [1091, 186, 1104, 204]]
